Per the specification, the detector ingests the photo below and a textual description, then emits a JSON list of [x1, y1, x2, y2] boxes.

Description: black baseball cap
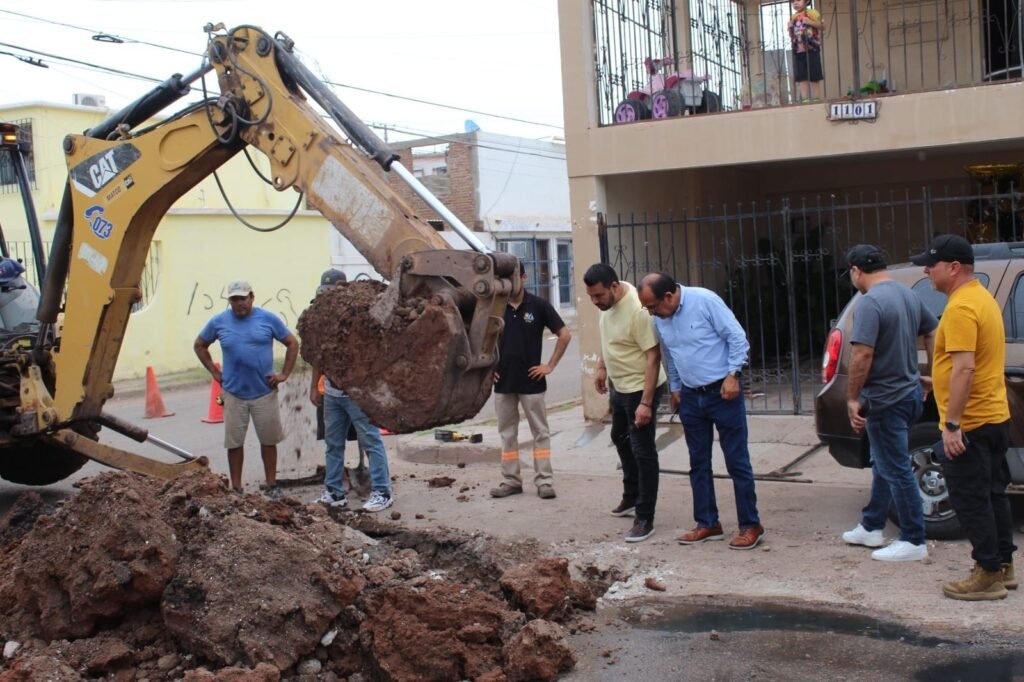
[[910, 234, 975, 266], [845, 244, 887, 273], [315, 268, 347, 296]]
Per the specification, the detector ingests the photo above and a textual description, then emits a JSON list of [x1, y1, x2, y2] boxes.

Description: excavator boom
[[4, 25, 516, 483]]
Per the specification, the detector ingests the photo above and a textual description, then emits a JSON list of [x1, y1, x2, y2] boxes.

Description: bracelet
[[640, 402, 651, 408]]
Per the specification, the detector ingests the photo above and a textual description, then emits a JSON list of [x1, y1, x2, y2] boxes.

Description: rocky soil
[[297, 281, 489, 434], [0, 470, 596, 681]]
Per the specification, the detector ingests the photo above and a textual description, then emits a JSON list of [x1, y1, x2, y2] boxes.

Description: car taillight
[[822, 328, 843, 384]]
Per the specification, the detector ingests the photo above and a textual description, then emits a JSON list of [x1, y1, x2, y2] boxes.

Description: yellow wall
[[1, 103, 340, 380]]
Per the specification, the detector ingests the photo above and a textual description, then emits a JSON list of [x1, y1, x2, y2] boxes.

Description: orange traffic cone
[[202, 365, 224, 424], [143, 366, 175, 419]]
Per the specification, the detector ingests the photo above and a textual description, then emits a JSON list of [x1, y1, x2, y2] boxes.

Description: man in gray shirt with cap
[[842, 244, 937, 561]]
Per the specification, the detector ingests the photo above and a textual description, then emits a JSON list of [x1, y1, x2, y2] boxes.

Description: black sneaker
[[625, 518, 655, 543], [263, 484, 285, 501], [610, 499, 636, 517]]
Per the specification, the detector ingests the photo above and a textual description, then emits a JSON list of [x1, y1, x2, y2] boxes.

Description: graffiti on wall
[[186, 282, 301, 327]]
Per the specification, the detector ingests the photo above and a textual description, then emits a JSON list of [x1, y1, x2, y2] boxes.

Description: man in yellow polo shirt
[[912, 234, 1014, 600], [584, 263, 667, 543]]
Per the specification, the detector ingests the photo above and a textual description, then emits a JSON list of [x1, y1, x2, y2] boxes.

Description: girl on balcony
[[789, 0, 824, 102]]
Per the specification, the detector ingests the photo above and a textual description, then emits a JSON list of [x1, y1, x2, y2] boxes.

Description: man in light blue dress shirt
[[638, 272, 765, 550]]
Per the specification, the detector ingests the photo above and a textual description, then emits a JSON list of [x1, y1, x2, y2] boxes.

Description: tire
[[696, 90, 722, 113], [0, 440, 88, 485], [614, 98, 651, 123], [651, 89, 683, 118], [886, 423, 964, 540]]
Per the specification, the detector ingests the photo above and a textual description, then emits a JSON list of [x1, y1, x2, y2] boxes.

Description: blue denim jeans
[[861, 391, 924, 544], [677, 387, 760, 529], [324, 392, 391, 496]]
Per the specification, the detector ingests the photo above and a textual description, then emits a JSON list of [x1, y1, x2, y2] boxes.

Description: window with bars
[[0, 119, 36, 194]]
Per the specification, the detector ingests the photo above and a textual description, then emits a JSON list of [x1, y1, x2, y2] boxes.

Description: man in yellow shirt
[[912, 234, 1014, 600], [584, 264, 667, 543]]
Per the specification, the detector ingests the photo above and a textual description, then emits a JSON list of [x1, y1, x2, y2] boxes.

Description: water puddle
[[626, 601, 954, 647], [917, 655, 1024, 680]]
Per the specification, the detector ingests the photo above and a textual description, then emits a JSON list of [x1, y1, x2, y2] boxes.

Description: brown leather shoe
[[677, 524, 724, 544], [729, 525, 765, 550]]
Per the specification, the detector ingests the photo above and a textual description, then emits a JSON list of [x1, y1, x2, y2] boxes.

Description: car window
[[1004, 274, 1024, 341], [911, 274, 991, 319]]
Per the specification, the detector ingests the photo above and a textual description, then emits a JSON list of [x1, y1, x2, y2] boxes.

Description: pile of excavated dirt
[[297, 281, 489, 434], [0, 470, 593, 681]]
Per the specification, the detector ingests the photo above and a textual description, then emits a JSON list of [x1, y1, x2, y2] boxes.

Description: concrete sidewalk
[[395, 402, 868, 489]]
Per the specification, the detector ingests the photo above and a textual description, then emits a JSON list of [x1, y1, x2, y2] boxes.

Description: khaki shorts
[[222, 389, 284, 449]]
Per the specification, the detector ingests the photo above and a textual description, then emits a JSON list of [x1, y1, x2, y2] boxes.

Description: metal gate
[[600, 185, 1024, 413]]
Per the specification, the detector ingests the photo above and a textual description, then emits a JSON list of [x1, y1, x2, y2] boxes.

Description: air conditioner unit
[[73, 94, 106, 108]]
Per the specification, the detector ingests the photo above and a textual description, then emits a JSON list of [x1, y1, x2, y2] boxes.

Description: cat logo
[[85, 205, 115, 240], [89, 150, 118, 188], [71, 144, 142, 198]]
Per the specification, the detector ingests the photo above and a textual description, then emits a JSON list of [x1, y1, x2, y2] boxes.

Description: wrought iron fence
[[3, 241, 162, 313], [593, 0, 1023, 125], [600, 183, 1024, 413]]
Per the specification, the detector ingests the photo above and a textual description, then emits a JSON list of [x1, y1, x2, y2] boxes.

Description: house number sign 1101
[[828, 100, 878, 121]]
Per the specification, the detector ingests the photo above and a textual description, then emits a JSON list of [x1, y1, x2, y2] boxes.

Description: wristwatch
[[729, 370, 743, 380], [945, 421, 960, 432]]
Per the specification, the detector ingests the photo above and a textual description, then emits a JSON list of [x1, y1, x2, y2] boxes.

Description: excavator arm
[[6, 25, 516, 483]]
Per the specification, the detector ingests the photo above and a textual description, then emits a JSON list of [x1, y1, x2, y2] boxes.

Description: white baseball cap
[[226, 280, 253, 298]]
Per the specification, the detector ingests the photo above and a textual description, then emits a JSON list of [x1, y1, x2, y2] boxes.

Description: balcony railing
[[593, 0, 1023, 125]]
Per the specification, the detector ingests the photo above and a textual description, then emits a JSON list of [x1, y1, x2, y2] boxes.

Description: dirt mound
[[360, 582, 517, 680], [0, 492, 54, 549], [0, 470, 591, 680], [162, 514, 364, 668], [504, 620, 576, 682], [0, 473, 178, 640], [500, 558, 597, 621], [297, 281, 491, 433]]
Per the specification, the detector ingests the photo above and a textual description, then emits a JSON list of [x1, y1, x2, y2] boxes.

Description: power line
[[0, 8, 201, 56], [0, 9, 564, 131], [0, 40, 567, 160], [0, 41, 173, 86]]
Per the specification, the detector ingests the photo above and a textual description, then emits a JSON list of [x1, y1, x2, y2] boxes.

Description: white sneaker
[[871, 540, 928, 562], [362, 490, 394, 513], [315, 490, 347, 508], [842, 524, 885, 548]]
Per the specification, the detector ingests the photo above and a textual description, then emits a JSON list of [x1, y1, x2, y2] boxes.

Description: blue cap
[[0, 259, 25, 284]]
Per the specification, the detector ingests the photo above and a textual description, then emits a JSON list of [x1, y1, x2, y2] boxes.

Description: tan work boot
[[942, 564, 1008, 601], [489, 483, 523, 498], [1002, 562, 1018, 590], [537, 485, 557, 499]]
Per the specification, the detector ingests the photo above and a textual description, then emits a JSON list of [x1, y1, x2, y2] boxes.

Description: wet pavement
[[567, 599, 1024, 681]]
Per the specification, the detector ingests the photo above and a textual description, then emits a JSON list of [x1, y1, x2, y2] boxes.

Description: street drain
[[625, 601, 954, 647]]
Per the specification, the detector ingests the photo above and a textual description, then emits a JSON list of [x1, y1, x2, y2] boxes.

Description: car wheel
[[887, 423, 964, 540]]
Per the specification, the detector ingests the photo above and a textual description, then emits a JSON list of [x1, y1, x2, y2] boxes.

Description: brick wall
[[388, 140, 481, 231]]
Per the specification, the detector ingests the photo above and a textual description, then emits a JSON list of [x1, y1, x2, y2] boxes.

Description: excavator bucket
[[298, 275, 500, 434]]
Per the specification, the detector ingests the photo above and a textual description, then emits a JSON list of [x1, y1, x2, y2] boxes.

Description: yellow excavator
[[0, 24, 518, 485]]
